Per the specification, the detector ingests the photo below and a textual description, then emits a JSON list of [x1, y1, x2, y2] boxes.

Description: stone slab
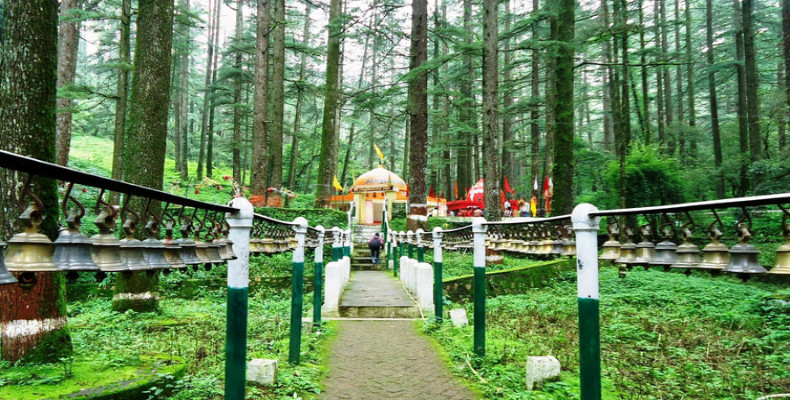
[[248, 358, 278, 386], [525, 355, 560, 390]]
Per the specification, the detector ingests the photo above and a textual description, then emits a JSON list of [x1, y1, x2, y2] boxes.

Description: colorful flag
[[374, 143, 385, 161], [530, 196, 537, 217], [533, 177, 538, 192], [333, 175, 343, 192], [454, 181, 459, 199], [429, 185, 435, 198], [543, 177, 553, 198], [504, 176, 514, 194]]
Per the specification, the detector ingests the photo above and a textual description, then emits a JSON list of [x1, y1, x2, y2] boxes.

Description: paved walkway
[[321, 271, 478, 399]]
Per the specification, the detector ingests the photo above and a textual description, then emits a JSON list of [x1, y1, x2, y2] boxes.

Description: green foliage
[[254, 207, 347, 229], [603, 145, 686, 208], [426, 267, 790, 399]]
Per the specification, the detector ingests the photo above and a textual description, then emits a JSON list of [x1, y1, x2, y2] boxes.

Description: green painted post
[[394, 232, 401, 277], [416, 228, 425, 262], [343, 229, 351, 258], [472, 217, 487, 358], [407, 230, 414, 259], [224, 197, 254, 400], [572, 204, 602, 400], [289, 217, 308, 365], [432, 227, 443, 323], [332, 226, 341, 262], [313, 226, 325, 328]]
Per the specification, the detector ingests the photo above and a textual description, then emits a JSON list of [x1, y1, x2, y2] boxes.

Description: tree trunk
[[615, 0, 630, 208], [600, 0, 614, 153], [482, 0, 501, 220], [118, 0, 174, 313], [111, 0, 132, 204], [706, 0, 724, 198], [551, 0, 575, 215], [530, 0, 540, 197], [197, 0, 217, 180], [286, 3, 312, 196], [639, 0, 650, 144], [314, 0, 343, 207], [0, 0, 72, 363], [500, 0, 515, 193], [231, 0, 244, 184], [55, 0, 80, 166], [685, 0, 696, 158], [660, 0, 674, 153], [654, 0, 665, 148], [407, 0, 428, 229], [341, 27, 370, 184], [206, 1, 220, 179], [733, 0, 749, 195], [368, 7, 379, 170], [457, 0, 474, 193], [742, 0, 761, 163], [178, 0, 190, 181], [268, 0, 285, 189], [542, 12, 557, 203]]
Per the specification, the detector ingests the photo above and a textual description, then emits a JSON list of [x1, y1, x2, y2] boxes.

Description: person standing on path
[[368, 233, 382, 265]]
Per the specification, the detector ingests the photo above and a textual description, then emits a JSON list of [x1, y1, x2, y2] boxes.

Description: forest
[[1, 0, 790, 223]]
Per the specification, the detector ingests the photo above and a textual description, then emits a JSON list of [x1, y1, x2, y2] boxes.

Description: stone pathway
[[321, 320, 478, 400], [320, 271, 478, 399]]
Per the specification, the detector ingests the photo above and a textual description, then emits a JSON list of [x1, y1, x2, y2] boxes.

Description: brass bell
[[249, 224, 263, 254], [90, 204, 125, 272], [723, 221, 767, 279], [203, 234, 224, 265], [614, 224, 637, 268], [5, 201, 57, 272], [649, 221, 678, 271], [697, 222, 729, 272], [769, 214, 790, 275], [670, 221, 701, 273], [551, 227, 565, 256], [176, 217, 202, 266], [632, 223, 655, 268], [119, 214, 150, 271], [217, 222, 237, 260], [561, 225, 576, 257], [141, 217, 171, 270], [599, 220, 621, 264], [0, 242, 18, 285], [53, 195, 100, 277], [193, 235, 212, 266], [162, 220, 186, 269]]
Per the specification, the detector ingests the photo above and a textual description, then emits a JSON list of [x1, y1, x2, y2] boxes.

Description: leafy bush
[[603, 145, 686, 208], [254, 207, 347, 229]]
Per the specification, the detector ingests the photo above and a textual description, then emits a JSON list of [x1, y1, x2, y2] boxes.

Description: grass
[[425, 265, 790, 399]]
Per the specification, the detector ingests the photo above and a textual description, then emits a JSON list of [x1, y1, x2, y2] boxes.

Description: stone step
[[338, 305, 422, 319], [337, 271, 421, 319], [351, 263, 384, 271]]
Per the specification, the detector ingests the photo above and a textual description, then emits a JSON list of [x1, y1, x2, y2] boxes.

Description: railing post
[[407, 230, 414, 259], [343, 229, 351, 258], [416, 228, 425, 262], [393, 232, 401, 277], [289, 217, 308, 365], [332, 226, 341, 262], [313, 226, 325, 329], [224, 197, 254, 400], [572, 204, 602, 400], [472, 217, 487, 358], [432, 227, 443, 323], [398, 231, 405, 274]]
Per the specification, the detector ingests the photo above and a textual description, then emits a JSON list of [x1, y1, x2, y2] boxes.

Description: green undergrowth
[[2, 276, 332, 399], [425, 267, 790, 399]]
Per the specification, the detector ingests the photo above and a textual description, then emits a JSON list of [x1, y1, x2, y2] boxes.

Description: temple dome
[[350, 166, 407, 193]]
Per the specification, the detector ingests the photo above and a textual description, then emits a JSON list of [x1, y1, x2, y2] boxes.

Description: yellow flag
[[374, 143, 385, 161], [333, 176, 343, 192]]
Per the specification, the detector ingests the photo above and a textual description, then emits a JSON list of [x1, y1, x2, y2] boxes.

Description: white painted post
[[224, 197, 254, 399], [472, 217, 487, 357], [432, 227, 444, 322], [313, 226, 325, 327], [288, 217, 308, 365], [571, 203, 602, 399]]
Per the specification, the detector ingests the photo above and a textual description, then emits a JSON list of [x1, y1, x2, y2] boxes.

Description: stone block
[[248, 359, 278, 386], [449, 308, 468, 327], [525, 356, 560, 390]]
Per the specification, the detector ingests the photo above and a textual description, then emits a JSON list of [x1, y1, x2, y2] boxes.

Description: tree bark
[[639, 0, 650, 144], [783, 0, 790, 154], [551, 0, 575, 215], [733, 0, 749, 195], [654, 0, 665, 148], [482, 0, 501, 220], [501, 0, 515, 194], [111, 0, 132, 204], [530, 0, 541, 197], [660, 0, 674, 153], [197, 0, 217, 180], [55, 0, 80, 167], [684, 0, 696, 158], [118, 0, 174, 312], [178, 0, 190, 180], [742, 0, 761, 163], [314, 0, 343, 207], [706, 0, 724, 198], [206, 0, 220, 178], [456, 0, 474, 193], [231, 0, 244, 184], [407, 0, 429, 229], [542, 11, 557, 203], [268, 0, 285, 189], [0, 0, 72, 364]]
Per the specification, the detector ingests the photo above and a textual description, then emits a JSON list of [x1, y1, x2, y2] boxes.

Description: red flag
[[543, 177, 551, 198], [454, 181, 459, 199], [406, 185, 409, 197], [504, 176, 514, 194], [429, 185, 435, 198]]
